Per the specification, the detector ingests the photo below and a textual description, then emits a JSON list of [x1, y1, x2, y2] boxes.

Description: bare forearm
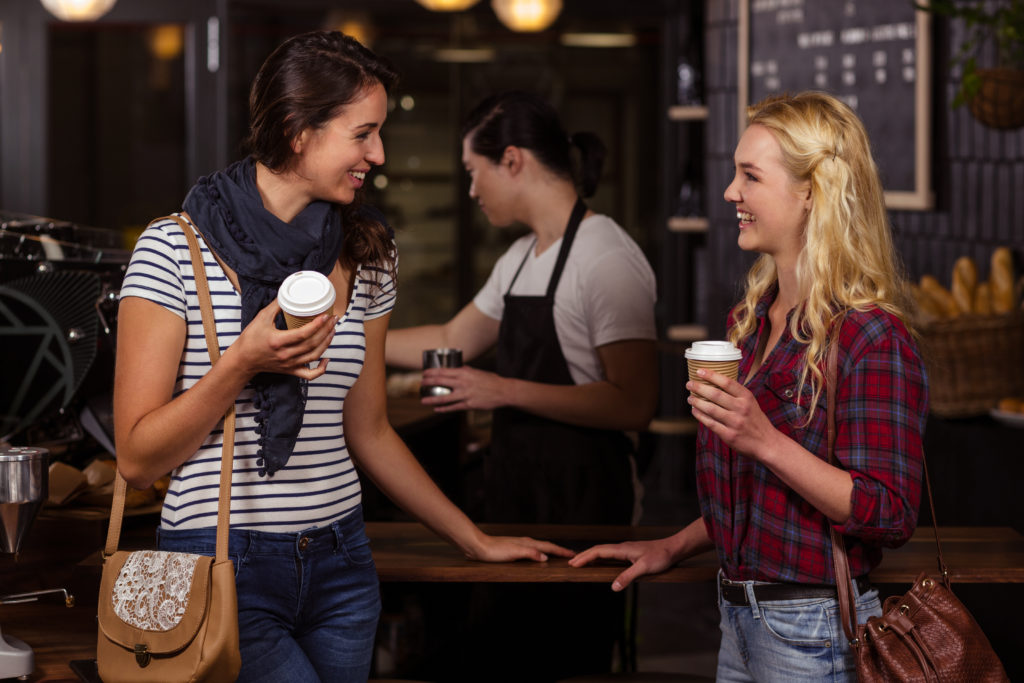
[[670, 518, 716, 562], [386, 304, 499, 369], [115, 349, 250, 488], [504, 377, 656, 431], [385, 324, 448, 369], [351, 426, 486, 556]]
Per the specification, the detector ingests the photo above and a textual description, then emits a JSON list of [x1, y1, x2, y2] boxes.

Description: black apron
[[486, 198, 634, 525], [456, 200, 630, 682]]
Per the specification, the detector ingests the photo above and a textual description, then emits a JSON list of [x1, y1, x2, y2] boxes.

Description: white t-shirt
[[119, 215, 395, 532], [473, 214, 656, 385]]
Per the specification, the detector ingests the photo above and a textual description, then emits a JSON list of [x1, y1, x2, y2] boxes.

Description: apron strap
[[546, 198, 587, 298]]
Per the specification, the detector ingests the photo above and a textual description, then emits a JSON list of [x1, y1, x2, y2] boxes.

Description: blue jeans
[[156, 506, 381, 683], [715, 570, 882, 682]]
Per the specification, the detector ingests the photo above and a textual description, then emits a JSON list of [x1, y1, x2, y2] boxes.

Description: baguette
[[920, 274, 960, 318], [973, 281, 993, 315], [910, 283, 944, 320], [951, 256, 977, 313], [991, 246, 1015, 313]]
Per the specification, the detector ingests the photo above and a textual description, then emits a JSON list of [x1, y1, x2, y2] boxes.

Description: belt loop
[[239, 528, 251, 560], [332, 521, 343, 554], [744, 582, 761, 620], [716, 568, 725, 605]]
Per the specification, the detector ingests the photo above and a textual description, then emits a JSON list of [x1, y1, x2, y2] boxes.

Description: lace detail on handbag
[[111, 551, 201, 631]]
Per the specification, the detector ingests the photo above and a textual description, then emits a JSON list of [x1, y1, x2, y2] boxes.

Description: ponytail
[[464, 91, 608, 197], [570, 132, 606, 198]]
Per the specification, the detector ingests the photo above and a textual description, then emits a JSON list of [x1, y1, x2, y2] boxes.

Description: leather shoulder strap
[[104, 213, 236, 562], [827, 315, 947, 646], [824, 328, 859, 643]]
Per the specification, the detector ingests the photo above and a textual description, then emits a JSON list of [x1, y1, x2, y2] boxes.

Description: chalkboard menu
[[738, 0, 933, 209]]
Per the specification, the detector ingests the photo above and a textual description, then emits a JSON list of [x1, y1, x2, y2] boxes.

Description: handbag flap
[[98, 550, 214, 655]]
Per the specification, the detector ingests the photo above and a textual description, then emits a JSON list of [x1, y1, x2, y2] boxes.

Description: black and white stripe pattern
[[119, 216, 395, 532]]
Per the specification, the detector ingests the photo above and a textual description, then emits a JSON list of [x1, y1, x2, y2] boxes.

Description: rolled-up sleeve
[[832, 323, 929, 547]]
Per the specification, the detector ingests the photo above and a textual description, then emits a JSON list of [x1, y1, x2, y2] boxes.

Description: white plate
[[989, 408, 1024, 429]]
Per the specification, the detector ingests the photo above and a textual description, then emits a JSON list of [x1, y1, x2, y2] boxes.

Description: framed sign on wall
[[737, 0, 934, 210]]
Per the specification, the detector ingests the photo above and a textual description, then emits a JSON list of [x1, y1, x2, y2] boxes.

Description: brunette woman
[[114, 32, 569, 683]]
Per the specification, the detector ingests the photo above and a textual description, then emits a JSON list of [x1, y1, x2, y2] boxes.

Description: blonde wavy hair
[[727, 91, 913, 420]]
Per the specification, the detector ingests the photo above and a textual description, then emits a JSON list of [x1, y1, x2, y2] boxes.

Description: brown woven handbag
[[824, 332, 1009, 682], [96, 214, 241, 682]]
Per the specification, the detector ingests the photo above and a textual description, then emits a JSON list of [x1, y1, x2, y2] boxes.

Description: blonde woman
[[571, 91, 928, 681]]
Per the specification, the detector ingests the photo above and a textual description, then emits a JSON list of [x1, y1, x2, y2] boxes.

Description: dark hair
[[246, 30, 399, 279], [461, 91, 607, 198]]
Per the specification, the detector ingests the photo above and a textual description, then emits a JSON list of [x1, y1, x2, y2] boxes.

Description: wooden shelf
[[667, 216, 709, 233], [667, 105, 709, 121], [666, 324, 707, 343], [647, 416, 699, 436]]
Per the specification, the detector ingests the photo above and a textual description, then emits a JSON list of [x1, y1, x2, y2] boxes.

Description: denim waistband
[[156, 505, 366, 557]]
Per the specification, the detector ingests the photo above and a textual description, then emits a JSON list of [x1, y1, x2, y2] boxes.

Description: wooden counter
[[0, 603, 95, 683], [366, 522, 1024, 585], [4, 523, 1023, 681], [0, 396, 456, 682]]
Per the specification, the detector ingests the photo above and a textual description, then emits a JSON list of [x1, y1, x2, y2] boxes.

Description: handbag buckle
[[134, 643, 151, 668]]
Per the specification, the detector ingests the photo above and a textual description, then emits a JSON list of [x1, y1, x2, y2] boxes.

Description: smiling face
[[461, 135, 517, 227], [291, 82, 388, 206], [723, 123, 811, 263]]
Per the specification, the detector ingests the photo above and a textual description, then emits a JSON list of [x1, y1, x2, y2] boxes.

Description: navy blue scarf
[[183, 157, 344, 476]]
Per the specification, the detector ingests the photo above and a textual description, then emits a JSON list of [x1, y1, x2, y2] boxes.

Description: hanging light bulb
[[40, 0, 118, 21], [325, 10, 376, 47], [148, 25, 184, 61], [491, 0, 562, 32], [414, 0, 481, 11]]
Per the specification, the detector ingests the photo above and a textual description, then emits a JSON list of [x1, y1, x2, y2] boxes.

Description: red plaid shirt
[[696, 293, 928, 583]]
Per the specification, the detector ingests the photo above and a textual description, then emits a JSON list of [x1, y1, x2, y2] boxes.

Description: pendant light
[[491, 0, 562, 32], [40, 0, 117, 21], [414, 0, 481, 10]]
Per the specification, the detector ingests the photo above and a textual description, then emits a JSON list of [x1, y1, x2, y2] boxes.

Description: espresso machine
[[0, 446, 74, 680]]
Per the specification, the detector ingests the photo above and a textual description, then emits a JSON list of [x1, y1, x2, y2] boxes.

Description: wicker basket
[[969, 68, 1024, 130], [918, 312, 1024, 418]]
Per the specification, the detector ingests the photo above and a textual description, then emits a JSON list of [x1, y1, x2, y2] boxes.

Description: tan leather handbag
[[823, 332, 1008, 682], [96, 214, 241, 682]]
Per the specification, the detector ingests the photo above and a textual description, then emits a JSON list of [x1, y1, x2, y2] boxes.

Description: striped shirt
[[119, 215, 396, 532], [696, 292, 928, 584]]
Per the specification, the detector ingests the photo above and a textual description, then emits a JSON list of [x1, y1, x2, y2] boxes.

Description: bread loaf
[[991, 246, 1015, 313], [998, 397, 1023, 414], [920, 275, 960, 318], [973, 281, 993, 315], [951, 256, 977, 313], [911, 283, 944, 319]]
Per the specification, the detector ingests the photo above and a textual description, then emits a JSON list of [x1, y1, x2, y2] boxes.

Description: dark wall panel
[[701, 0, 1024, 341]]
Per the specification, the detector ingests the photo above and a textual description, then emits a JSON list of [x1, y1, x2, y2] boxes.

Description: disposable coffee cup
[[421, 348, 462, 398], [685, 341, 742, 397], [277, 271, 336, 329]]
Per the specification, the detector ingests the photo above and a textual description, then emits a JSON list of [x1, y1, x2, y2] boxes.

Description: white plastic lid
[[277, 271, 336, 317], [684, 340, 742, 361]]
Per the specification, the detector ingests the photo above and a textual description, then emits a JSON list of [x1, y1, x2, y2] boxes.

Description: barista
[[385, 91, 657, 681], [386, 90, 657, 525]]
